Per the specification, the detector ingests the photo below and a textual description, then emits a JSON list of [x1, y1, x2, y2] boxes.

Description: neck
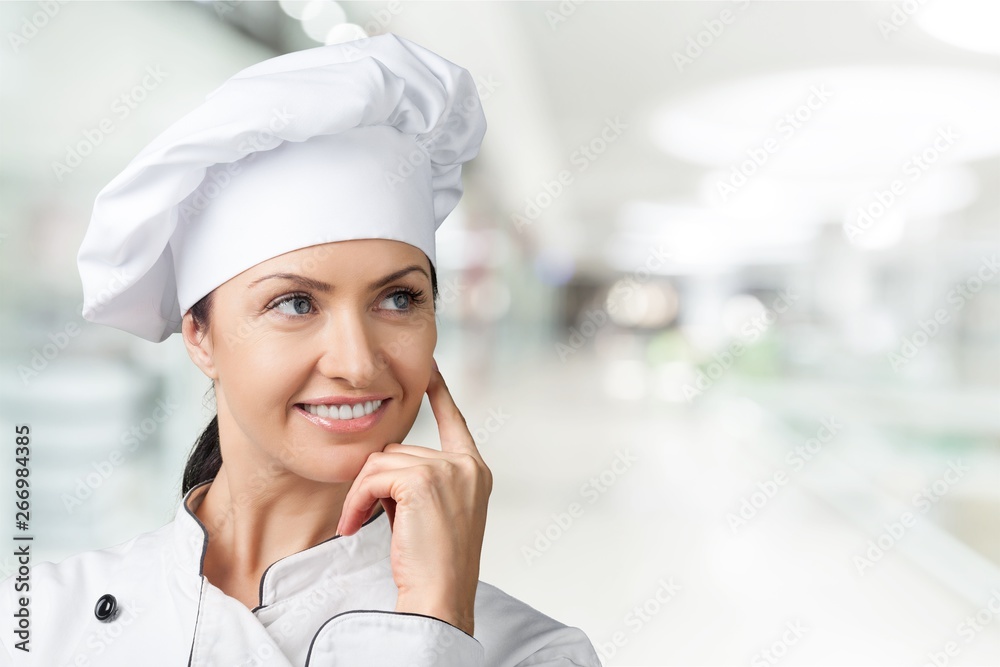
[[193, 463, 352, 578]]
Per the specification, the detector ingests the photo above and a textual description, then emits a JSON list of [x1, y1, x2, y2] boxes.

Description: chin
[[280, 441, 382, 483]]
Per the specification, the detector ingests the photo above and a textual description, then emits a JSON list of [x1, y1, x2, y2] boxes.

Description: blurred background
[[1, 1, 999, 664]]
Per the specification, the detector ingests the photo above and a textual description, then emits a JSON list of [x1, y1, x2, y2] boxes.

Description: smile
[[302, 400, 383, 420], [294, 398, 389, 434]]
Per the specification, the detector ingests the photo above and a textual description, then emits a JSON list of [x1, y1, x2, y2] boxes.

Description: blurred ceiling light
[[703, 164, 979, 224], [839, 165, 978, 249], [301, 0, 345, 39], [278, 0, 313, 20], [609, 200, 818, 272], [650, 67, 1000, 179], [914, 0, 1000, 56], [697, 171, 830, 225], [325, 23, 368, 45], [606, 279, 679, 328]]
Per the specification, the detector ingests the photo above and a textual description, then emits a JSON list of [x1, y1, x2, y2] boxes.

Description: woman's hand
[[335, 361, 493, 636]]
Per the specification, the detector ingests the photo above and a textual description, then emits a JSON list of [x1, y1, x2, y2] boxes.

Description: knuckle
[[413, 465, 436, 485]]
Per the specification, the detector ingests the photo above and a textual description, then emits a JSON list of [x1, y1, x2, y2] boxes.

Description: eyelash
[[264, 287, 428, 317]]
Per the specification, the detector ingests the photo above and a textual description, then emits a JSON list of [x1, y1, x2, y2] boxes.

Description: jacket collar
[[170, 479, 390, 608]]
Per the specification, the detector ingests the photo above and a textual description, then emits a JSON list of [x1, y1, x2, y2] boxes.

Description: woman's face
[[182, 239, 437, 484]]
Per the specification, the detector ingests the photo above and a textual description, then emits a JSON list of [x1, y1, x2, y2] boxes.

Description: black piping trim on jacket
[[252, 503, 387, 613], [186, 578, 207, 667], [303, 609, 481, 665], [183, 480, 213, 667], [181, 479, 214, 576]]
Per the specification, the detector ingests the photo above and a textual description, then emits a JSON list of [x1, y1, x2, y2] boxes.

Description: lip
[[299, 394, 391, 405], [294, 398, 390, 434]]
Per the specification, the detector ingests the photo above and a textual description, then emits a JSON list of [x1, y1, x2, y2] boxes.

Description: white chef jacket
[[0, 480, 600, 666]]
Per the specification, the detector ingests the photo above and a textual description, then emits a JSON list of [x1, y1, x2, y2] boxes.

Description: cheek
[[382, 324, 435, 387], [217, 334, 309, 412]]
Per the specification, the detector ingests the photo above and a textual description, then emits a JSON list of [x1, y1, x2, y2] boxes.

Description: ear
[[182, 311, 218, 380]]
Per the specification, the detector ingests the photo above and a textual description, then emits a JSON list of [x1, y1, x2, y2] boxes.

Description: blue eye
[[380, 288, 426, 313], [272, 295, 313, 316], [381, 290, 411, 311]]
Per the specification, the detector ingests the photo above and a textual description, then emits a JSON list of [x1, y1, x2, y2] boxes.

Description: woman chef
[[0, 33, 600, 666]]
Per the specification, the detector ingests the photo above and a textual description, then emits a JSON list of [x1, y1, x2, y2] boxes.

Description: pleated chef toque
[[77, 32, 487, 343]]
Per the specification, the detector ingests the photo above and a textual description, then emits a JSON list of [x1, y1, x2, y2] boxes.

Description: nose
[[315, 308, 384, 387]]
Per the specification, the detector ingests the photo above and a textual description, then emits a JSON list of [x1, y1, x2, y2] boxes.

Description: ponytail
[[182, 413, 221, 495]]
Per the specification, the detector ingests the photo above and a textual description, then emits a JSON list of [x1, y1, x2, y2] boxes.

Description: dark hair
[[181, 262, 439, 495]]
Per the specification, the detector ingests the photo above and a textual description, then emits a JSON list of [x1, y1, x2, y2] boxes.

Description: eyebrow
[[247, 265, 429, 292]]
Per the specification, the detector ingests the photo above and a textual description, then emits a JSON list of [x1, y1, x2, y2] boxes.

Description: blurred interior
[[0, 1, 998, 664]]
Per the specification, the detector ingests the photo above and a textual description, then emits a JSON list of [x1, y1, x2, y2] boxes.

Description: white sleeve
[[306, 610, 485, 666]]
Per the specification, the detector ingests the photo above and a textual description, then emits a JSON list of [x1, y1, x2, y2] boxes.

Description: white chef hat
[[78, 32, 486, 343]]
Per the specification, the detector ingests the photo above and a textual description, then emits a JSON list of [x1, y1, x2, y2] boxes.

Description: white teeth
[[304, 399, 382, 420]]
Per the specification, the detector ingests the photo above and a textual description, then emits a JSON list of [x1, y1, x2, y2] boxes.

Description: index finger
[[426, 361, 480, 458]]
